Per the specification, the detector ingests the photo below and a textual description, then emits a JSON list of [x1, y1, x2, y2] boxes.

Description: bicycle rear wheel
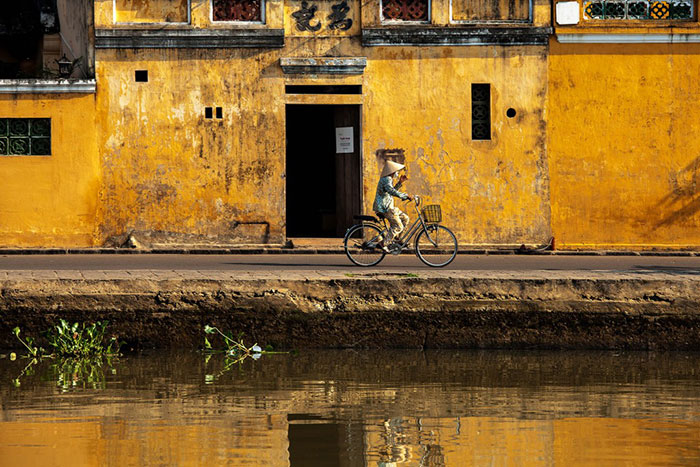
[[344, 224, 386, 266], [415, 224, 458, 267]]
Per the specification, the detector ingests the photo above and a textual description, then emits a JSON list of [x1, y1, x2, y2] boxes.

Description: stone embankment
[[1, 270, 699, 350]]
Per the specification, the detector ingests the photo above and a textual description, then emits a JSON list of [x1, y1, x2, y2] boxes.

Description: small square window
[[205, 107, 213, 119], [135, 70, 148, 82], [216, 107, 223, 119]]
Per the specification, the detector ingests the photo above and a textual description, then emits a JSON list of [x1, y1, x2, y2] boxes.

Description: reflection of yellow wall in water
[[0, 414, 290, 466], [364, 417, 554, 465], [552, 417, 699, 466], [0, 95, 99, 247], [3, 414, 696, 465], [363, 416, 700, 466], [548, 40, 700, 249]]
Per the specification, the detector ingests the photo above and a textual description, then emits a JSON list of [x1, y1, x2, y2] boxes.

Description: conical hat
[[381, 160, 405, 177]]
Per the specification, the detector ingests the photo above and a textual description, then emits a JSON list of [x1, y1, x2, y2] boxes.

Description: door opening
[[286, 105, 361, 238]]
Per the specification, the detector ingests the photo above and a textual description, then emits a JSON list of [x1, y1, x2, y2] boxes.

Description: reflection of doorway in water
[[285, 104, 361, 238], [287, 414, 365, 465]]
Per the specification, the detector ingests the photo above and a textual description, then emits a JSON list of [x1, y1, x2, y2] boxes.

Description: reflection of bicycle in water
[[344, 196, 458, 267]]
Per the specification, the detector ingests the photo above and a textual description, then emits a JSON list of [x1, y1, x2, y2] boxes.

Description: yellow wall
[[92, 0, 552, 246], [95, 48, 287, 244], [0, 94, 99, 247], [363, 45, 551, 245], [115, 0, 189, 23], [548, 39, 700, 249]]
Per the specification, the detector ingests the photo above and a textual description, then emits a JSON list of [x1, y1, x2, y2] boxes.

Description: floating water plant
[[11, 320, 122, 388], [47, 320, 122, 358], [12, 327, 43, 358], [13, 320, 121, 358], [203, 325, 264, 362], [202, 325, 281, 383]]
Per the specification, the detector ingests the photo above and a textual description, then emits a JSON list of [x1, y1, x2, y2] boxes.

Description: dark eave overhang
[[95, 28, 285, 49], [362, 27, 553, 46]]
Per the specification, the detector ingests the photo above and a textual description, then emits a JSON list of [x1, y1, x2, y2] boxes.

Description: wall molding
[[0, 80, 96, 94], [280, 57, 367, 75], [362, 27, 552, 46], [556, 33, 700, 43], [95, 28, 285, 48]]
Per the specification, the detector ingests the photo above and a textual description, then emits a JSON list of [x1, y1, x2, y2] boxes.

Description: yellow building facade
[[0, 0, 698, 249]]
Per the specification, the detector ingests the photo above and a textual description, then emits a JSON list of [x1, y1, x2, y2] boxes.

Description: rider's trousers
[[385, 207, 409, 244]]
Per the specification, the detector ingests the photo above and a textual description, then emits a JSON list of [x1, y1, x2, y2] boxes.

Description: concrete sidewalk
[[1, 267, 700, 280], [1, 236, 699, 256]]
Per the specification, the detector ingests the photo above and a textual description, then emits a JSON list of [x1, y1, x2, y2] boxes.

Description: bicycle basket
[[422, 204, 442, 223]]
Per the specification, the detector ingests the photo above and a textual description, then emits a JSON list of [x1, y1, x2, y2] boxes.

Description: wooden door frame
[[283, 103, 363, 239]]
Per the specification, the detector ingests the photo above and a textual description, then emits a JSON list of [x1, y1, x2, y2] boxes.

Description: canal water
[[0, 350, 698, 466]]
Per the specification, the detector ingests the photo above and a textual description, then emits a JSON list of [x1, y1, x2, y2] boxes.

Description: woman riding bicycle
[[373, 160, 413, 252]]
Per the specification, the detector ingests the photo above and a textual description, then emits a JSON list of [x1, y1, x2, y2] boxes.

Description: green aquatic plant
[[13, 320, 122, 358], [50, 356, 114, 391], [11, 321, 123, 389], [12, 327, 44, 358], [203, 325, 263, 362], [46, 320, 122, 358], [202, 325, 287, 384]]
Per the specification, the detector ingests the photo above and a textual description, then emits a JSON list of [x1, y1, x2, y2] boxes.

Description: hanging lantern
[[57, 54, 72, 78]]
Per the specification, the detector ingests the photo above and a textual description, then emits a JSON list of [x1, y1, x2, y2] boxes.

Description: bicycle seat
[[353, 214, 380, 223]]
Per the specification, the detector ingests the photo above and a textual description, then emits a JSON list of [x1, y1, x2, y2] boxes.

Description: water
[[0, 350, 698, 466]]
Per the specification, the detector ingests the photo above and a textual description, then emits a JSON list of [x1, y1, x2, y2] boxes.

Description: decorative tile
[[583, 0, 691, 19], [0, 118, 51, 156]]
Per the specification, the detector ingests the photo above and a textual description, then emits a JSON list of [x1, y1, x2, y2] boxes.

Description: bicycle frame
[[344, 194, 457, 267], [376, 197, 439, 251]]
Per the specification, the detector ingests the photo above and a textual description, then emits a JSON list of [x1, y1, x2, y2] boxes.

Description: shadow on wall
[[653, 156, 700, 230]]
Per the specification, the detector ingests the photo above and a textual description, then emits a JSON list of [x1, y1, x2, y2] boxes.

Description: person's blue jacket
[[373, 176, 408, 214]]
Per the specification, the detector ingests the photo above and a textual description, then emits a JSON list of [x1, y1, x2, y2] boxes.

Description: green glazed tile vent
[[0, 118, 51, 156]]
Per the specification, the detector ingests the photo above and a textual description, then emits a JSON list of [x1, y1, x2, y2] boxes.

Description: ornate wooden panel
[[382, 0, 429, 21], [213, 0, 262, 21], [452, 0, 530, 21]]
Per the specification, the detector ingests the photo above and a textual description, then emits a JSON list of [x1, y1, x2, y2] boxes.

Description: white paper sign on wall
[[335, 127, 354, 154], [556, 1, 580, 25]]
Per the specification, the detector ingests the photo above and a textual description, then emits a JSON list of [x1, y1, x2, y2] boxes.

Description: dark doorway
[[286, 105, 361, 238]]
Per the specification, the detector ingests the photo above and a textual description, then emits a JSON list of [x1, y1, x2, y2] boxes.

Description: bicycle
[[343, 196, 458, 267]]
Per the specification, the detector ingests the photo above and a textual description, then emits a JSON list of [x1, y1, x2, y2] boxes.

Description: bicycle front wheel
[[344, 224, 386, 267], [415, 224, 458, 267]]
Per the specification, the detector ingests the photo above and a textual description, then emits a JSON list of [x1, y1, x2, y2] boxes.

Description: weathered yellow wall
[[115, 0, 189, 23], [94, 0, 551, 246], [363, 46, 551, 245], [0, 95, 99, 247], [548, 40, 700, 249], [95, 48, 286, 244]]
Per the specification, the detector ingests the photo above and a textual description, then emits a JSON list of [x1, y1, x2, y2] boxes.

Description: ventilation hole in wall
[[216, 107, 223, 119], [135, 70, 148, 82], [506, 108, 517, 118], [205, 107, 213, 119]]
